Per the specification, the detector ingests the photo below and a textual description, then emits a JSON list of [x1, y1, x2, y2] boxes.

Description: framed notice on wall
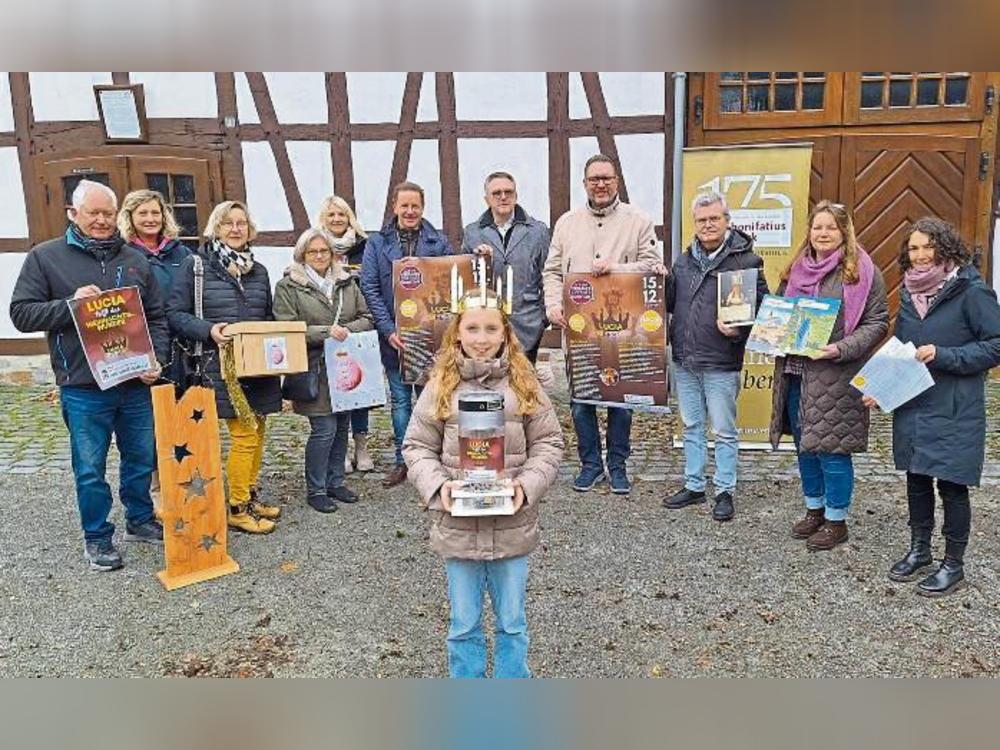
[[563, 272, 669, 413], [94, 84, 149, 143]]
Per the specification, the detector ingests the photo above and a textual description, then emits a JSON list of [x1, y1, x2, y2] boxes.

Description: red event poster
[[67, 286, 155, 390]]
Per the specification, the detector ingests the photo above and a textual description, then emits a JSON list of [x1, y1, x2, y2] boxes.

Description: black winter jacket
[[167, 248, 282, 420], [9, 231, 169, 387], [667, 228, 768, 371]]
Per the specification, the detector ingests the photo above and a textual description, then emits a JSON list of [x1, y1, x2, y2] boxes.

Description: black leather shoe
[[328, 486, 359, 504], [916, 558, 965, 597], [307, 494, 338, 513], [662, 487, 706, 509], [888, 527, 934, 582], [712, 491, 735, 522]]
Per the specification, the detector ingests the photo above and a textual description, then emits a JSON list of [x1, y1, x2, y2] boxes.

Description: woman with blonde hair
[[768, 200, 889, 551], [167, 200, 282, 534], [403, 289, 563, 678], [315, 195, 375, 475]]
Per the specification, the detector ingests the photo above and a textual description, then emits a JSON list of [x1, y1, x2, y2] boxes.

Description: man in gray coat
[[462, 171, 550, 363]]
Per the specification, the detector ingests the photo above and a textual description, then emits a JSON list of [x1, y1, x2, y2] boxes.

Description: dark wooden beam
[[111, 72, 130, 86], [547, 72, 571, 229], [383, 72, 423, 224], [0, 133, 15, 147], [435, 72, 462, 247], [9, 73, 42, 245], [663, 72, 675, 257], [0, 238, 30, 252], [0, 338, 47, 355], [326, 73, 355, 210], [245, 72, 310, 232], [580, 72, 629, 204], [215, 72, 246, 203]]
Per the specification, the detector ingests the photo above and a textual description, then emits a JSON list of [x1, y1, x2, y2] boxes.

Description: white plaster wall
[[129, 72, 217, 119], [0, 74, 14, 131], [347, 73, 406, 124], [287, 141, 334, 222], [29, 72, 112, 121], [235, 72, 260, 124], [569, 136, 601, 210], [615, 132, 665, 224], [351, 140, 395, 230], [265, 72, 327, 124], [600, 72, 665, 116], [0, 148, 28, 237], [568, 73, 590, 119], [417, 75, 438, 122], [0, 252, 38, 338], [242, 142, 293, 231], [454, 73, 547, 121], [457, 138, 550, 227], [252, 247, 294, 291]]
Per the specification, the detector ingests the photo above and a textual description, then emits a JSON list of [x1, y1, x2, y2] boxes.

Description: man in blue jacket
[[461, 171, 550, 363], [9, 180, 169, 571], [663, 191, 768, 522], [360, 181, 455, 487]]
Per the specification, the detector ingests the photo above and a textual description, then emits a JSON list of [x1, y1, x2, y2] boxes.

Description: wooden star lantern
[[152, 384, 239, 590]]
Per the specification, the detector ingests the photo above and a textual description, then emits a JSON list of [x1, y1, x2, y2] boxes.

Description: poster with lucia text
[[68, 286, 155, 390], [680, 143, 812, 446], [564, 272, 668, 413]]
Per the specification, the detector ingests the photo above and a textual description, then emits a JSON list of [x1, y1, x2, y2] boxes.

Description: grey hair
[[72, 180, 117, 210], [293, 226, 337, 264], [691, 191, 729, 216], [484, 171, 516, 192]]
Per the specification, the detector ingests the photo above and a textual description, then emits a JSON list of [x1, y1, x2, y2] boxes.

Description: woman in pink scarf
[[864, 218, 1000, 597], [768, 201, 889, 552]]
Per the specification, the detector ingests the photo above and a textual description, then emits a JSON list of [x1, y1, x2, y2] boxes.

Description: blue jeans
[[386, 366, 421, 465], [59, 383, 156, 542], [571, 403, 632, 471], [786, 376, 854, 520], [673, 365, 741, 494], [350, 408, 369, 436], [305, 413, 350, 497], [445, 556, 530, 678]]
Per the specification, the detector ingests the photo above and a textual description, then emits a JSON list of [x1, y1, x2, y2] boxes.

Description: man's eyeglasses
[[585, 175, 617, 186], [489, 189, 515, 198], [694, 215, 727, 226]]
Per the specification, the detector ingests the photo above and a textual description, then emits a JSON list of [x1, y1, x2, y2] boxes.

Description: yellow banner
[[679, 143, 813, 446]]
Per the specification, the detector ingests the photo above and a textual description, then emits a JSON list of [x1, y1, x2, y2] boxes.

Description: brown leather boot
[[791, 508, 825, 539], [806, 520, 848, 551], [381, 464, 408, 488]]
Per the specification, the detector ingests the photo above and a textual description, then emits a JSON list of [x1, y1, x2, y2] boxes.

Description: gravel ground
[[2, 464, 999, 678]]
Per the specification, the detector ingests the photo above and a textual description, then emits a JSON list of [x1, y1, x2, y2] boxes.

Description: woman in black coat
[[865, 217, 1000, 596], [168, 200, 283, 535]]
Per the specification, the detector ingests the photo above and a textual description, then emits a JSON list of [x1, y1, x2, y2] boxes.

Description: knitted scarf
[[69, 223, 122, 263], [211, 238, 254, 278], [303, 262, 335, 303], [904, 262, 956, 319], [331, 228, 358, 254], [785, 246, 875, 336]]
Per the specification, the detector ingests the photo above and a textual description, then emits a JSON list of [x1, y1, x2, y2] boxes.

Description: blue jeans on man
[[386, 366, 421, 466], [673, 365, 741, 495], [445, 555, 530, 678], [571, 403, 632, 477], [305, 413, 350, 498], [59, 382, 156, 542], [786, 376, 853, 520]]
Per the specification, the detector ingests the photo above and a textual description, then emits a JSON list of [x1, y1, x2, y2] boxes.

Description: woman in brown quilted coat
[[769, 201, 889, 551], [403, 289, 563, 678]]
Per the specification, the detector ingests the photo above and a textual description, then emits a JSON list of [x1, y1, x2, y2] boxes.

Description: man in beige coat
[[542, 154, 662, 494]]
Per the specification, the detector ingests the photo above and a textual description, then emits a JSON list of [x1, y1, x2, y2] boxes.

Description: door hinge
[[979, 151, 990, 181], [693, 95, 703, 125], [986, 85, 995, 114], [43, 183, 50, 205]]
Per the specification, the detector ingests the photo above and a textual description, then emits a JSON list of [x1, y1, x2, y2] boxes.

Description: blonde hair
[[781, 200, 862, 285], [117, 189, 181, 242], [203, 200, 258, 242], [427, 292, 540, 421], [314, 194, 367, 239]]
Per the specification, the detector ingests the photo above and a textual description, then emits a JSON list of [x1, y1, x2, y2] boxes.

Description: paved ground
[[1, 357, 998, 677]]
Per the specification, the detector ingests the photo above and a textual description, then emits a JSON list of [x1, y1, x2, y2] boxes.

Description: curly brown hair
[[899, 217, 973, 271]]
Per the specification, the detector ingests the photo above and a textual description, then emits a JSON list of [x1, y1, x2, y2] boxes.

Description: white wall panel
[[264, 72, 327, 124], [29, 72, 112, 121], [615, 132, 665, 224], [0, 253, 37, 338], [347, 72, 404, 124], [351, 140, 395, 230], [0, 74, 14, 131], [417, 74, 437, 122], [457, 138, 549, 227], [406, 140, 442, 229], [251, 248, 294, 292], [0, 148, 28, 237], [600, 72, 664, 116], [569, 136, 600, 210], [454, 73, 546, 121], [241, 142, 293, 231], [235, 72, 260, 124], [287, 141, 334, 224], [568, 73, 590, 120], [129, 72, 217, 118]]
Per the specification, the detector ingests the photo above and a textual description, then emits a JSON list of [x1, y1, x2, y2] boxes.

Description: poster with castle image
[[393, 255, 478, 384], [67, 286, 156, 390], [747, 294, 841, 359], [563, 272, 669, 413]]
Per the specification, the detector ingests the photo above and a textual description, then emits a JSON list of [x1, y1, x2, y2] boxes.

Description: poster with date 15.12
[[67, 286, 155, 390]]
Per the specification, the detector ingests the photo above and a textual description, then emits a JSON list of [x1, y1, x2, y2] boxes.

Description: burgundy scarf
[[904, 262, 955, 319], [785, 246, 875, 336]]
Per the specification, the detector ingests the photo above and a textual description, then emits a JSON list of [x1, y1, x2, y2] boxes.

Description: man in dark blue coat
[[9, 180, 169, 572], [360, 181, 455, 487]]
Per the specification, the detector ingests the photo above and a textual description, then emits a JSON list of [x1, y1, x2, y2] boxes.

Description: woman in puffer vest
[[402, 289, 563, 678]]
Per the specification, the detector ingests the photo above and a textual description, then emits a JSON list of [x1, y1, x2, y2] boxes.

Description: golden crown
[[450, 257, 513, 315]]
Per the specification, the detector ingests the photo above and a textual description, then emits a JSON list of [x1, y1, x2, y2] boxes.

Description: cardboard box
[[224, 321, 307, 377]]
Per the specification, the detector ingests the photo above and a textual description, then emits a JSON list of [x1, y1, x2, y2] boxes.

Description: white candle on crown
[[450, 264, 458, 307], [506, 266, 513, 312], [478, 256, 486, 302], [497, 275, 503, 308]]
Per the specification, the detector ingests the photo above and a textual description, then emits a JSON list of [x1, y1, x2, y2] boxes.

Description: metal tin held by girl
[[450, 391, 516, 516]]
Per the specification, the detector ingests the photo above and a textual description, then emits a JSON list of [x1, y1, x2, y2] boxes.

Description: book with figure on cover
[[717, 268, 759, 326]]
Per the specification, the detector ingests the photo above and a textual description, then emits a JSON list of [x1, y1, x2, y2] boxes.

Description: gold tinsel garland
[[219, 340, 260, 428]]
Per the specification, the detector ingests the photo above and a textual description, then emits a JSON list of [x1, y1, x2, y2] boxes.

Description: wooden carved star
[[199, 533, 220, 552], [191, 409, 204, 423], [174, 443, 193, 463], [178, 468, 214, 503]]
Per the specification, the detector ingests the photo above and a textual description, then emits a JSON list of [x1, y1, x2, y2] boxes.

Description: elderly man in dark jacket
[[9, 180, 168, 572], [663, 191, 767, 522], [461, 171, 550, 363]]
